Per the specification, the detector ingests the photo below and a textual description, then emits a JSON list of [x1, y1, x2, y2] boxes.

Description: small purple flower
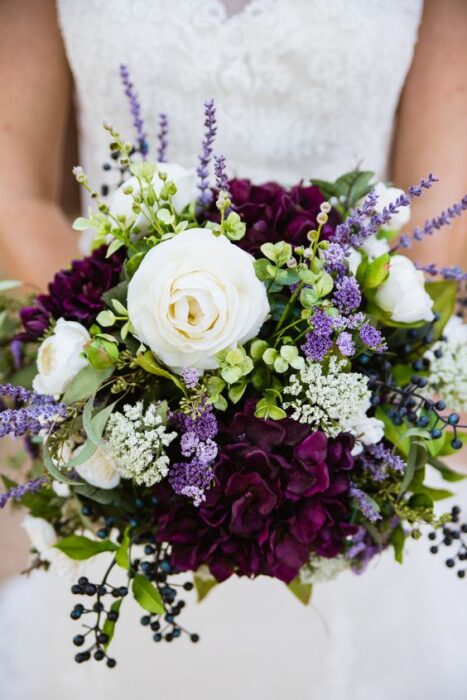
[[214, 154, 230, 193], [333, 276, 362, 313], [0, 384, 67, 438], [301, 309, 334, 361], [359, 443, 405, 481], [349, 483, 381, 523], [337, 332, 355, 357], [415, 262, 467, 282], [181, 367, 200, 389], [395, 194, 467, 250], [168, 460, 215, 507], [196, 438, 218, 466], [322, 242, 347, 276], [180, 431, 200, 457], [156, 113, 169, 163], [359, 324, 387, 352]]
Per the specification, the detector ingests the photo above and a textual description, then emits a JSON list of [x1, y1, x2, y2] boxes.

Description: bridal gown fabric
[[2, 1, 467, 698]]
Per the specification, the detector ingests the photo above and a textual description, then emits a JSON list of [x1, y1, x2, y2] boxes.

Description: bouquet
[[1, 67, 467, 668]]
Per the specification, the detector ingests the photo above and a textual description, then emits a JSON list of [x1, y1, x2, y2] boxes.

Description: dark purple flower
[[205, 179, 339, 256], [155, 403, 357, 583], [18, 247, 124, 341]]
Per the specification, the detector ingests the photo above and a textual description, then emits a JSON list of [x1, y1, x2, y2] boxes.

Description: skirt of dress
[[2, 479, 467, 700]]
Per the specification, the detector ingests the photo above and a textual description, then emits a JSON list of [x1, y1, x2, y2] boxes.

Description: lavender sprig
[[156, 113, 169, 163], [0, 384, 67, 438], [396, 194, 467, 250], [0, 476, 47, 509], [214, 154, 230, 193], [196, 99, 217, 206], [119, 64, 148, 157], [336, 174, 438, 249], [415, 263, 467, 282]]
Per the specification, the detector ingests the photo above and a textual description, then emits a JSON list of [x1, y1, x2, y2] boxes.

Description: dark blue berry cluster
[[428, 506, 467, 578]]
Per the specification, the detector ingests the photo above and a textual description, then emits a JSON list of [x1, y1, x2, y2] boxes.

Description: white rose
[[361, 234, 390, 259], [344, 415, 385, 456], [33, 318, 90, 396], [375, 255, 434, 324], [22, 515, 84, 579], [74, 446, 121, 490], [127, 228, 270, 371], [347, 248, 362, 277], [109, 162, 197, 227], [372, 182, 411, 232]]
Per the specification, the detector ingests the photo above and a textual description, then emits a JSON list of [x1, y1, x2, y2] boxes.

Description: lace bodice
[[57, 0, 423, 192]]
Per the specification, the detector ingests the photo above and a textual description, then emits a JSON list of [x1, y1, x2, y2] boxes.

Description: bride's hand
[[392, 0, 467, 269], [0, 0, 78, 290]]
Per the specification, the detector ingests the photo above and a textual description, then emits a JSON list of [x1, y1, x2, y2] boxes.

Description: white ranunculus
[[33, 318, 90, 396], [74, 446, 121, 490], [344, 414, 385, 456], [109, 163, 197, 227], [375, 255, 434, 324], [372, 182, 411, 232], [361, 233, 390, 259], [127, 228, 270, 372], [22, 515, 82, 578]]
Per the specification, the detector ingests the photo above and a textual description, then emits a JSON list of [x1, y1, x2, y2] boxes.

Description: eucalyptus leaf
[[44, 443, 84, 485], [135, 351, 186, 393], [0, 280, 22, 292], [62, 366, 114, 404]]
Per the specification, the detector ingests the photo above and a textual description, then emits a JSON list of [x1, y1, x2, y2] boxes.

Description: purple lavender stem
[[415, 262, 467, 282], [197, 99, 217, 206], [119, 64, 149, 157], [0, 476, 47, 509], [395, 194, 467, 250], [156, 113, 169, 163]]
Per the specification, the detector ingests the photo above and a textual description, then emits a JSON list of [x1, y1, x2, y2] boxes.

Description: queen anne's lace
[[57, 0, 422, 206], [106, 402, 177, 486], [283, 356, 371, 436]]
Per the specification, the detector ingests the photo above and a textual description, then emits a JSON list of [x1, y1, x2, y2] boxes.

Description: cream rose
[[22, 515, 82, 579], [74, 446, 121, 490], [372, 182, 411, 232], [127, 228, 270, 371], [109, 162, 197, 226], [33, 319, 90, 396], [375, 255, 434, 324]]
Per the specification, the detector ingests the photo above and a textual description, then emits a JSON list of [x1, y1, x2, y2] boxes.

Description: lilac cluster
[[0, 384, 67, 438], [181, 367, 200, 390], [197, 99, 217, 206], [335, 174, 437, 248], [347, 525, 384, 573], [359, 324, 387, 352], [349, 483, 381, 523], [169, 401, 218, 506], [119, 64, 148, 157], [336, 332, 355, 357], [0, 476, 47, 509], [301, 309, 333, 361], [415, 262, 467, 282], [332, 312, 366, 331], [397, 194, 467, 250], [359, 443, 405, 482], [156, 113, 169, 163], [322, 242, 346, 276], [332, 276, 362, 313]]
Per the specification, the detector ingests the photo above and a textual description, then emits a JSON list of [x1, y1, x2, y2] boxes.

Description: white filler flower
[[283, 356, 371, 437], [33, 318, 90, 396], [127, 228, 270, 372], [106, 402, 177, 486], [425, 316, 467, 411], [375, 255, 434, 324]]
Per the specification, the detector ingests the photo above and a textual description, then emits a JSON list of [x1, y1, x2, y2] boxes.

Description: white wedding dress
[[2, 1, 467, 699]]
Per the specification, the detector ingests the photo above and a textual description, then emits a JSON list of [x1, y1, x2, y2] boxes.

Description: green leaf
[[106, 239, 125, 258], [72, 216, 91, 231], [132, 574, 165, 614], [398, 438, 427, 497], [425, 281, 457, 341], [62, 366, 114, 404], [135, 351, 186, 393], [287, 578, 312, 605], [115, 527, 131, 569], [55, 535, 118, 560], [96, 310, 117, 327], [389, 524, 405, 564], [111, 299, 128, 316], [361, 253, 390, 290], [315, 272, 334, 297], [228, 382, 247, 404], [83, 399, 117, 448], [254, 258, 273, 282], [427, 455, 467, 482], [194, 575, 218, 602], [102, 599, 122, 650], [44, 443, 84, 485], [73, 484, 120, 504], [125, 252, 145, 279], [300, 287, 319, 308]]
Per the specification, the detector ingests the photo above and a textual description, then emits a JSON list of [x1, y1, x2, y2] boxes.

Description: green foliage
[[55, 535, 118, 560], [102, 599, 122, 650], [287, 577, 312, 605], [255, 389, 287, 420], [132, 574, 165, 614], [310, 170, 374, 208], [193, 575, 218, 602], [360, 254, 390, 290], [216, 346, 253, 384], [389, 524, 405, 564], [115, 527, 131, 569], [425, 280, 457, 341], [62, 366, 114, 404], [135, 351, 186, 394]]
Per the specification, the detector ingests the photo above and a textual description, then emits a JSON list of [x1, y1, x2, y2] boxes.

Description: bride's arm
[[0, 0, 78, 290], [392, 0, 467, 268]]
